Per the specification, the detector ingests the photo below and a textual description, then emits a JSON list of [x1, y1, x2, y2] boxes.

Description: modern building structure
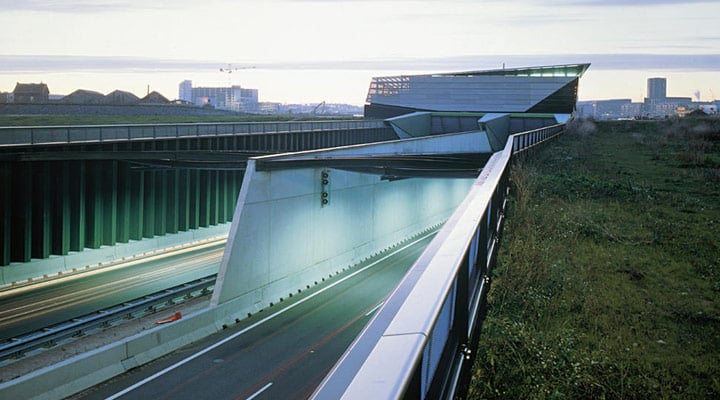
[[364, 64, 591, 118], [178, 80, 259, 112]]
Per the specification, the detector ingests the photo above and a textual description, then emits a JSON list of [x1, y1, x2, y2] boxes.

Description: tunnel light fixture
[[320, 169, 330, 207]]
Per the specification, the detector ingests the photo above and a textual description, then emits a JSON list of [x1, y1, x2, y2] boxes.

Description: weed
[[471, 118, 720, 399]]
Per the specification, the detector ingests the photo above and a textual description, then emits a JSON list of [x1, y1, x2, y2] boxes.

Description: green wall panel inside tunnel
[[51, 162, 71, 256], [1, 163, 11, 266], [0, 159, 245, 268], [167, 171, 179, 234], [102, 161, 118, 246], [69, 161, 85, 252], [31, 162, 52, 259], [143, 171, 156, 239], [154, 170, 167, 236], [178, 170, 190, 231], [116, 163, 132, 243], [11, 163, 32, 263]]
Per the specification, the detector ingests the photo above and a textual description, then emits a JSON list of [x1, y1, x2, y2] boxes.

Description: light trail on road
[[0, 241, 225, 342]]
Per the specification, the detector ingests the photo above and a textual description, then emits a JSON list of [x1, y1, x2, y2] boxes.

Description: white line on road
[[365, 301, 385, 316], [246, 382, 273, 400], [105, 231, 435, 400]]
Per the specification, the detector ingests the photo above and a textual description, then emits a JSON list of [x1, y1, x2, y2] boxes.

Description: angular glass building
[[364, 64, 590, 119]]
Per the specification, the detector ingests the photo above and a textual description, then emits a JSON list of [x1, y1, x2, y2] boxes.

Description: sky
[[1, 0, 719, 105]]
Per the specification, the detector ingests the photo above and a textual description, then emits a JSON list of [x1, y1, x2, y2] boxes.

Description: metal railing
[[311, 123, 564, 400], [0, 120, 386, 147], [0, 275, 216, 361]]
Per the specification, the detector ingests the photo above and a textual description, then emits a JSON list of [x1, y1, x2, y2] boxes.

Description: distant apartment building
[[178, 80, 259, 112], [577, 99, 634, 120]]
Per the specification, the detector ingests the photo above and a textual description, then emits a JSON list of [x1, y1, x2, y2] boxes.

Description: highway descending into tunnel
[[0, 240, 225, 342], [72, 232, 436, 400]]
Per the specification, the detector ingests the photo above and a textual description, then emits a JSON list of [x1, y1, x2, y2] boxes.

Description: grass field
[[470, 118, 720, 399], [0, 114, 357, 127]]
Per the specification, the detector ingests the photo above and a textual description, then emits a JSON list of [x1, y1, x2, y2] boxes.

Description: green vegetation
[[470, 118, 720, 399], [0, 114, 360, 127]]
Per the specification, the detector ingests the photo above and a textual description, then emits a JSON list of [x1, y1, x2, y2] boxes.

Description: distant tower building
[[647, 78, 667, 100], [179, 80, 193, 103]]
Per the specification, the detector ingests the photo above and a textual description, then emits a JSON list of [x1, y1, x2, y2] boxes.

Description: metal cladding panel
[[366, 75, 578, 115], [527, 78, 580, 113]]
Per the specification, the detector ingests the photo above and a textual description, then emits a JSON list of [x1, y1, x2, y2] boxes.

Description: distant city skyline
[[1, 0, 718, 105]]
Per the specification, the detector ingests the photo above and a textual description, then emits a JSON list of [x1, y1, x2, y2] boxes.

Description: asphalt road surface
[[72, 232, 435, 400], [0, 241, 224, 342]]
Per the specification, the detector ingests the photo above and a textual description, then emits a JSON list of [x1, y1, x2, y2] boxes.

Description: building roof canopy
[[435, 63, 591, 78]]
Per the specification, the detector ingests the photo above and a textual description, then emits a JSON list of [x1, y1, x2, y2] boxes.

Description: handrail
[[311, 123, 564, 400], [0, 120, 386, 147]]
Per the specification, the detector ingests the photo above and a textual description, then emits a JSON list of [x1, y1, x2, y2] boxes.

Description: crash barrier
[[0, 275, 215, 361]]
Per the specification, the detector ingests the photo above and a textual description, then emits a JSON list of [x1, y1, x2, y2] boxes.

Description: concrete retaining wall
[[211, 160, 475, 320]]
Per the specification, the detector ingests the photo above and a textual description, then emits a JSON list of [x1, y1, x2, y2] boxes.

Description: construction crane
[[219, 64, 255, 86], [311, 101, 326, 115]]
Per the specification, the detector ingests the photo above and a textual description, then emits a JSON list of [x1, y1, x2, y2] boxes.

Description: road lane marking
[[365, 301, 385, 316], [246, 382, 273, 400], [105, 231, 435, 400]]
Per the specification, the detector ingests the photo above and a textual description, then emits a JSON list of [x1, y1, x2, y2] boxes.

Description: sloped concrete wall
[[386, 112, 433, 138], [211, 161, 474, 317], [479, 113, 511, 151]]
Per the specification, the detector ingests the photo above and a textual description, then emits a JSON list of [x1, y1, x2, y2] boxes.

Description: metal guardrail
[[312, 123, 564, 400], [0, 275, 216, 361], [0, 120, 386, 147]]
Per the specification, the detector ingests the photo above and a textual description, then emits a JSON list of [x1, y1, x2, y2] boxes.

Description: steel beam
[[142, 170, 155, 238], [116, 162, 131, 243], [102, 161, 117, 246], [0, 162, 11, 265]]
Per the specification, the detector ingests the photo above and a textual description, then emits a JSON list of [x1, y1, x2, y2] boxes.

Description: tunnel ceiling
[[255, 153, 492, 179]]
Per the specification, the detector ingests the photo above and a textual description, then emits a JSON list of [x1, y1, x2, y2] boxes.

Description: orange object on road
[[154, 311, 182, 325]]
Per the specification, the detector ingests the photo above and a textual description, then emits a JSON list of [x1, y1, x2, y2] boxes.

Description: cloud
[[0, 0, 203, 13], [1, 53, 719, 74], [555, 0, 717, 5], [0, 0, 129, 12], [0, 55, 218, 73]]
